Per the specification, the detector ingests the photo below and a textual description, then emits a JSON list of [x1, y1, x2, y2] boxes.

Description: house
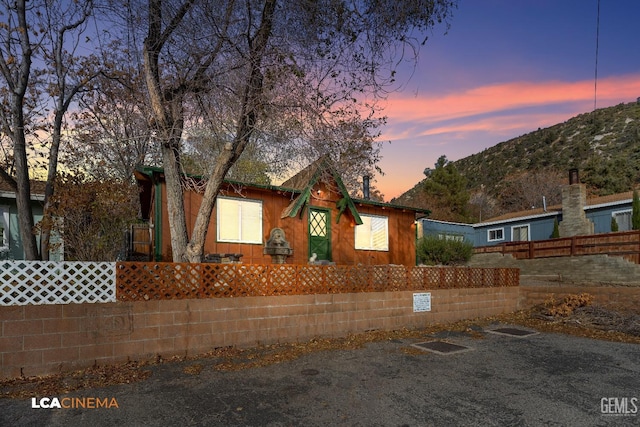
[[420, 183, 638, 247], [0, 175, 63, 260], [134, 159, 430, 265]]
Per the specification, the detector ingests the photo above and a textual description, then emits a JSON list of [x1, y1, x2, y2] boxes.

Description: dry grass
[[2, 293, 639, 399]]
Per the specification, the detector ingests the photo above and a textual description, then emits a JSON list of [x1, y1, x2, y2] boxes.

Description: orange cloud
[[375, 73, 640, 201], [383, 73, 640, 125]]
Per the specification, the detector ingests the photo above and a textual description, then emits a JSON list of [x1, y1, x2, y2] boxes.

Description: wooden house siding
[[144, 170, 421, 266]]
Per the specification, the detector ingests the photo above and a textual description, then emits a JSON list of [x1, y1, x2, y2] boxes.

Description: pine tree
[[551, 218, 560, 238], [632, 190, 640, 230], [423, 155, 470, 222]]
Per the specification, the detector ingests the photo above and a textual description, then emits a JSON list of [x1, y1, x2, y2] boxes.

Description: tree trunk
[[7, 0, 39, 260], [161, 139, 189, 262], [184, 0, 277, 263], [13, 129, 39, 260], [39, 112, 63, 261]]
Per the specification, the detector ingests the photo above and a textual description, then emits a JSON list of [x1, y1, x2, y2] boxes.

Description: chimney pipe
[[363, 175, 370, 200], [569, 168, 580, 185]]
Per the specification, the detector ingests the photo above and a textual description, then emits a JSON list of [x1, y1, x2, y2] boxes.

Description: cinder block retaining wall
[[469, 253, 640, 284], [519, 284, 640, 311], [1, 287, 519, 379]]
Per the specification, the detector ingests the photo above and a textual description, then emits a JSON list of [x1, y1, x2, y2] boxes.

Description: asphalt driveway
[[2, 323, 639, 426]]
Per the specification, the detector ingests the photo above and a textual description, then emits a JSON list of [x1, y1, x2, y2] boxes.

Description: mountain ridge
[[392, 99, 640, 220]]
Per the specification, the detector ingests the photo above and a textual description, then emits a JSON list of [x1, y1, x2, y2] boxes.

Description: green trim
[[136, 164, 430, 217], [154, 179, 162, 261], [136, 165, 302, 195], [352, 197, 431, 215], [280, 158, 363, 225]]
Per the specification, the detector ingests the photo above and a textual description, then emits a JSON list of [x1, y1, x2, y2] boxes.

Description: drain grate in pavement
[[412, 341, 473, 355], [487, 327, 538, 337]]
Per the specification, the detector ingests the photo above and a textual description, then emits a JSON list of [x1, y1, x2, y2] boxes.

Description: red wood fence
[[474, 230, 640, 264], [115, 263, 519, 301]]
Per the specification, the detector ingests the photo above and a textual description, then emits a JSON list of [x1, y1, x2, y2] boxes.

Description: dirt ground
[[2, 292, 639, 400]]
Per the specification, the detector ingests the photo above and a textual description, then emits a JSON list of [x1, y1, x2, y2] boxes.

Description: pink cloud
[[383, 73, 640, 125], [375, 73, 640, 201]]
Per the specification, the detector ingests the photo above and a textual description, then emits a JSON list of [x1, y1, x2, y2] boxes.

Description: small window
[[0, 207, 8, 259], [437, 233, 464, 242], [216, 197, 262, 244], [0, 207, 8, 248], [612, 210, 632, 231], [355, 214, 388, 251], [511, 224, 530, 241], [487, 228, 504, 242]]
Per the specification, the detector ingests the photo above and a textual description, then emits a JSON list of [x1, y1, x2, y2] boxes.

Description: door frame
[[308, 207, 332, 261]]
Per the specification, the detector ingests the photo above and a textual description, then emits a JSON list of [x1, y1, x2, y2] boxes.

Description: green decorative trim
[[154, 179, 162, 261]]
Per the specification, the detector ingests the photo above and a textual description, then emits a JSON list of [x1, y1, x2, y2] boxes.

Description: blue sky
[[377, 0, 640, 200]]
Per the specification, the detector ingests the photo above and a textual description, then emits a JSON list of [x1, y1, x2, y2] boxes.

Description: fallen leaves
[[1, 297, 638, 400], [0, 362, 151, 400]]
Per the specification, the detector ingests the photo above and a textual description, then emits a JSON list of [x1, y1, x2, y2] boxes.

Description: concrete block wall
[[519, 284, 640, 312], [468, 253, 640, 284], [1, 287, 519, 379]]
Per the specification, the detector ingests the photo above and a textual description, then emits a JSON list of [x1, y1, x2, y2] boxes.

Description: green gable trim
[[281, 186, 312, 219], [280, 159, 362, 225]]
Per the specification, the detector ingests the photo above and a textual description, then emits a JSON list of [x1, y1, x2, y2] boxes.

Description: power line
[[593, 0, 600, 112]]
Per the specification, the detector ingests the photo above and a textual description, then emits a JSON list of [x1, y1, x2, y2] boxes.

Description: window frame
[[612, 209, 632, 232], [437, 233, 464, 242], [487, 227, 504, 242], [216, 196, 263, 244], [355, 214, 389, 251], [511, 224, 530, 242], [0, 206, 8, 249]]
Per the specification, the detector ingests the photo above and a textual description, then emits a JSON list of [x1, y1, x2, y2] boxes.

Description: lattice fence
[[116, 262, 519, 301], [1, 261, 116, 306]]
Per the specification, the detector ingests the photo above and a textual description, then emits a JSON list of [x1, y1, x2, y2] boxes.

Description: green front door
[[309, 208, 331, 261]]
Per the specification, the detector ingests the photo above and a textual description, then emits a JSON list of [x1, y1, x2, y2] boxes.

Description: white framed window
[[437, 233, 464, 242], [511, 224, 530, 241], [487, 227, 504, 242], [612, 209, 632, 231], [216, 197, 262, 244], [0, 206, 8, 248], [355, 214, 388, 251]]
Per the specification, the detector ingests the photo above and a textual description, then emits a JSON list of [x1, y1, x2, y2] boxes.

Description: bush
[[416, 235, 473, 265]]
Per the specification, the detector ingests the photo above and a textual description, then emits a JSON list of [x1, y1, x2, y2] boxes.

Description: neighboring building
[[135, 159, 430, 265], [420, 187, 638, 247], [0, 176, 63, 260]]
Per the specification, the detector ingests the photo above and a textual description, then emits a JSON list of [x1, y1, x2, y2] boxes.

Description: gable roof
[[280, 157, 363, 224], [0, 174, 46, 200], [476, 189, 636, 227], [135, 163, 431, 222]]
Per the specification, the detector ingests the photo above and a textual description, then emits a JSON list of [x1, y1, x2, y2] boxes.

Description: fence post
[[571, 236, 576, 256], [528, 241, 534, 259]]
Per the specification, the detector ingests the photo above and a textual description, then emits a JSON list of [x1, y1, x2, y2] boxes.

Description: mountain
[[393, 100, 640, 218]]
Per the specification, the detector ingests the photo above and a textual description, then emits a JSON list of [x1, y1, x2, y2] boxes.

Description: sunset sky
[[376, 0, 640, 201]]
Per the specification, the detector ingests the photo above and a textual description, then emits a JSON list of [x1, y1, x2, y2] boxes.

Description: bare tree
[[0, 0, 39, 259], [67, 41, 160, 182], [497, 169, 566, 214], [126, 0, 456, 262], [0, 0, 100, 259]]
